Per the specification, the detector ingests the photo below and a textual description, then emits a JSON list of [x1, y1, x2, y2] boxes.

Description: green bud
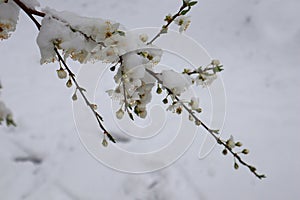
[[147, 54, 153, 60], [163, 98, 168, 104], [222, 149, 227, 155], [189, 1, 198, 6], [102, 138, 108, 147], [183, 68, 190, 74], [72, 93, 77, 101], [110, 65, 116, 71], [66, 79, 72, 88], [156, 87, 162, 94], [195, 108, 202, 113], [217, 138, 222, 144], [234, 162, 239, 170], [164, 15, 172, 22], [242, 149, 249, 154], [235, 142, 243, 147]]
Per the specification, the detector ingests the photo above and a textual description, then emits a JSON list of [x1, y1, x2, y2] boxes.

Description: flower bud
[[195, 120, 201, 126], [226, 135, 235, 149], [234, 162, 239, 170], [195, 108, 202, 113], [139, 110, 147, 119], [66, 79, 72, 88], [139, 33, 148, 43], [91, 104, 98, 110], [242, 149, 249, 154], [116, 109, 124, 119], [211, 59, 220, 66], [156, 87, 162, 94], [102, 138, 108, 147], [235, 142, 242, 147], [57, 68, 67, 79], [176, 107, 182, 114], [164, 14, 172, 22], [72, 93, 77, 101], [222, 149, 227, 155], [188, 114, 194, 121], [163, 98, 168, 104]]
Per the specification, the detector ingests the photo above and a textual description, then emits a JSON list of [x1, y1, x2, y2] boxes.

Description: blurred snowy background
[[1, 0, 299, 199]]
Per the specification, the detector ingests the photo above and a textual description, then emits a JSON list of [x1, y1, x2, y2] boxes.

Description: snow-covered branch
[[0, 0, 265, 179]]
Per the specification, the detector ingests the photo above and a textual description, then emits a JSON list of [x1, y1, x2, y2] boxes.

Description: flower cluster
[[107, 47, 163, 119], [183, 59, 224, 87], [175, 15, 191, 33]]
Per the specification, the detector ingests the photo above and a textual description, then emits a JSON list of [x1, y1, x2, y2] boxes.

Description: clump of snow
[[0, 0, 20, 40], [37, 8, 123, 64], [160, 69, 192, 95]]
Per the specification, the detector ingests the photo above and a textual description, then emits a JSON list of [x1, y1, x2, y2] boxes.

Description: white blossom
[[106, 89, 124, 103], [166, 101, 182, 114], [227, 135, 235, 149], [116, 109, 124, 119], [175, 15, 191, 33], [139, 33, 148, 43], [211, 59, 220, 66], [195, 74, 217, 87], [189, 97, 199, 110], [56, 68, 67, 79]]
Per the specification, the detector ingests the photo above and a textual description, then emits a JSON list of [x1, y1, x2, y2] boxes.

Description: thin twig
[[145, 68, 265, 179], [147, 4, 186, 44], [13, 0, 42, 29], [13, 0, 115, 142]]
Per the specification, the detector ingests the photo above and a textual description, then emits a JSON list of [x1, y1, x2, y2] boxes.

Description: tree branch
[[13, 0, 115, 143], [145, 68, 266, 179]]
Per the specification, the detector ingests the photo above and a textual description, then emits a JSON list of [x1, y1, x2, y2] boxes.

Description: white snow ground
[[1, 0, 300, 199]]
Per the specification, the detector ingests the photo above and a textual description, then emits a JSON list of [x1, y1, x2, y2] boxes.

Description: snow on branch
[[0, 0, 265, 179]]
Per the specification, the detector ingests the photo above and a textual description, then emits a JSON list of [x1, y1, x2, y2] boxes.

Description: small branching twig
[[145, 68, 266, 179], [10, 0, 265, 179], [13, 0, 115, 144], [148, 0, 197, 44]]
